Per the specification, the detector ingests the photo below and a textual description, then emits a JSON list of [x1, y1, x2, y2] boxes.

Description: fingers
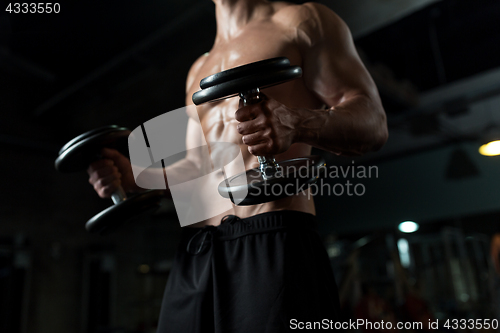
[[235, 95, 289, 156], [235, 106, 259, 122], [86, 148, 123, 177], [88, 163, 120, 185], [95, 178, 121, 198], [248, 141, 275, 156], [87, 152, 123, 198], [237, 106, 278, 156], [92, 172, 122, 198], [242, 129, 270, 146], [237, 114, 266, 135], [235, 96, 270, 122]]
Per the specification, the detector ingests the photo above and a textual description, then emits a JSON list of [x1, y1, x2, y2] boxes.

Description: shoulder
[[272, 2, 348, 47], [273, 2, 343, 26]]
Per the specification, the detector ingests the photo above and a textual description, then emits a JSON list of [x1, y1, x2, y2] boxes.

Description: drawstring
[[186, 215, 251, 255], [186, 226, 216, 255], [221, 215, 241, 224], [221, 215, 252, 227]]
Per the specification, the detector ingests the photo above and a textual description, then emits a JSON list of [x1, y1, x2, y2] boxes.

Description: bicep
[[301, 4, 380, 107]]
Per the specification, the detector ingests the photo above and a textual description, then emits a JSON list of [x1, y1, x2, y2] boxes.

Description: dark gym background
[[1, 0, 500, 332]]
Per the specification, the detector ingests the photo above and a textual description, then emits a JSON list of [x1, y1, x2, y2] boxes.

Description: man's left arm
[[295, 2, 388, 155], [235, 3, 388, 157]]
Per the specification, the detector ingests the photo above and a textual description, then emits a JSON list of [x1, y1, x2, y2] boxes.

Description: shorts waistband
[[182, 210, 316, 255]]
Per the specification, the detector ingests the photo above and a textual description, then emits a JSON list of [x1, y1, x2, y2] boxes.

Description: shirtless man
[[88, 1, 387, 331]]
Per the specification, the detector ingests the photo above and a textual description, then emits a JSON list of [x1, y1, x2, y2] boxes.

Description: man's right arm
[[87, 117, 204, 198], [88, 55, 208, 199]]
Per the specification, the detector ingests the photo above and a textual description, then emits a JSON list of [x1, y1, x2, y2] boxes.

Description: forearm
[[163, 157, 201, 187], [294, 94, 388, 155], [132, 157, 201, 195]]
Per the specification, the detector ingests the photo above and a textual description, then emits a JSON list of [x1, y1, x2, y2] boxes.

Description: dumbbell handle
[[111, 187, 127, 204], [239, 88, 280, 179]]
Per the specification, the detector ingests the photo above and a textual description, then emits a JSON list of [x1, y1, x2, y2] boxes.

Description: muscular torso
[[185, 2, 326, 227]]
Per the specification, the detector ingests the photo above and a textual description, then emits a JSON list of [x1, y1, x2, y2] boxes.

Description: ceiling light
[[398, 221, 419, 233], [479, 140, 500, 156], [479, 124, 500, 156]]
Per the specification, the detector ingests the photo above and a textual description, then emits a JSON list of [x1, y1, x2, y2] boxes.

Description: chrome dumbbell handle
[[111, 187, 127, 204]]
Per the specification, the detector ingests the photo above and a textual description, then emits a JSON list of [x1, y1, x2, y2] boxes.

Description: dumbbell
[[192, 57, 326, 205], [55, 125, 164, 234]]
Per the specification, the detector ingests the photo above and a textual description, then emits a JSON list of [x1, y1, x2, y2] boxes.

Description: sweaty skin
[[88, 0, 388, 228]]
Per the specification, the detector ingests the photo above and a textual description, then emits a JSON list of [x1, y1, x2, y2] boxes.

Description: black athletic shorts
[[157, 210, 340, 333]]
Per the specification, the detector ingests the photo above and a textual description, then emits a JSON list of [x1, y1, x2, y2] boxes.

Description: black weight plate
[[58, 125, 121, 155], [192, 66, 302, 105], [218, 156, 326, 205], [199, 57, 290, 89], [55, 128, 130, 173], [85, 190, 164, 234]]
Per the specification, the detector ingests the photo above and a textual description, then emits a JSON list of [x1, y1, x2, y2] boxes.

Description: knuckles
[[235, 97, 290, 156], [236, 124, 244, 134], [247, 140, 277, 156], [235, 103, 268, 122], [100, 180, 120, 198], [89, 168, 120, 188], [248, 141, 274, 156], [234, 107, 253, 122], [95, 167, 111, 179], [87, 156, 126, 198]]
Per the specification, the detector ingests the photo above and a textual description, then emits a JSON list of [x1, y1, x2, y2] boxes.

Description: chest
[[187, 24, 302, 124]]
